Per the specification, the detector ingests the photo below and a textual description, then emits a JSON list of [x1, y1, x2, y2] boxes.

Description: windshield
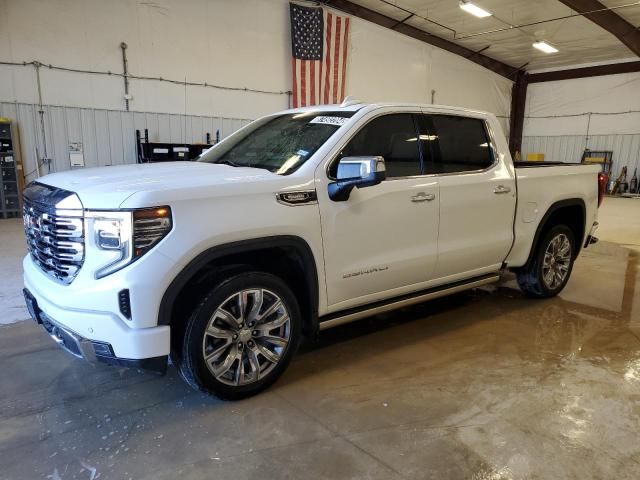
[[198, 112, 354, 175]]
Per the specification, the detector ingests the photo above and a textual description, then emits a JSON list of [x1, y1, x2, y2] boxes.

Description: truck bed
[[514, 161, 582, 168], [505, 162, 601, 268]]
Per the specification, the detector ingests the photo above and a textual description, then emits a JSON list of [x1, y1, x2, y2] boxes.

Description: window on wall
[[420, 115, 493, 174], [336, 114, 421, 178]]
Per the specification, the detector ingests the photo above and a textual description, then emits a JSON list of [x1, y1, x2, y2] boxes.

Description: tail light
[[597, 173, 607, 207]]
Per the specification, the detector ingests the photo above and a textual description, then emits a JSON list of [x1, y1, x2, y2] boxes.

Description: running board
[[318, 274, 501, 331]]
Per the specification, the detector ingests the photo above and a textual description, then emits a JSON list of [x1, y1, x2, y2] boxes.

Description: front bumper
[[24, 288, 167, 373], [24, 252, 171, 357], [23, 282, 169, 373]]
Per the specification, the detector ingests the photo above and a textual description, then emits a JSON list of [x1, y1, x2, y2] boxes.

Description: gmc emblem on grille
[[24, 208, 41, 231]]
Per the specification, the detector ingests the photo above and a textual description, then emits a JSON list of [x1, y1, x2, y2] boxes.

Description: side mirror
[[328, 156, 386, 201]]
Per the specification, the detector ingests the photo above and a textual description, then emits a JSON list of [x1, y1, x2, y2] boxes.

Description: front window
[[198, 112, 354, 175], [335, 113, 422, 178]]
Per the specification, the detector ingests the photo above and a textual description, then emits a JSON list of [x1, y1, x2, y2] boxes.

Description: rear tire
[[175, 271, 301, 400], [516, 224, 576, 298]]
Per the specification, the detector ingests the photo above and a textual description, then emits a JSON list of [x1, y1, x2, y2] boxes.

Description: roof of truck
[[281, 99, 493, 118]]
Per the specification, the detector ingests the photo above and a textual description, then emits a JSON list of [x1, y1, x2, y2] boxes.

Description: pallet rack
[[135, 129, 217, 163], [0, 120, 22, 219]]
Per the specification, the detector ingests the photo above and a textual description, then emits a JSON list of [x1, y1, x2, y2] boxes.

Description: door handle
[[494, 185, 511, 194], [411, 192, 436, 202]]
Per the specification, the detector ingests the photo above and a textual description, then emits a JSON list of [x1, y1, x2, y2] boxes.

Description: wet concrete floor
[[1, 216, 640, 479]]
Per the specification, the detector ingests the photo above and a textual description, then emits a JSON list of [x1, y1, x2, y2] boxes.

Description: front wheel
[[176, 271, 301, 400], [516, 225, 576, 298]]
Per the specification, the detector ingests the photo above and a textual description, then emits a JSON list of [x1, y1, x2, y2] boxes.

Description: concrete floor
[[1, 197, 640, 479], [597, 196, 640, 253], [0, 217, 29, 324]]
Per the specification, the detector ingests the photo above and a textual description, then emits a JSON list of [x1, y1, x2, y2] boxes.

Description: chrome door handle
[[411, 192, 436, 202], [494, 185, 511, 194]]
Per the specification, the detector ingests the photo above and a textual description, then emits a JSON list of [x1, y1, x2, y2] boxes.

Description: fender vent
[[118, 289, 131, 319]]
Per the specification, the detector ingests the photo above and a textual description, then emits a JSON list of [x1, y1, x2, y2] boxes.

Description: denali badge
[[343, 266, 389, 279], [276, 190, 318, 206]]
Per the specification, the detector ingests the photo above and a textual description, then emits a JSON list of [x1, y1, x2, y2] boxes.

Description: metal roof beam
[[557, 0, 640, 56], [323, 0, 520, 79], [508, 71, 528, 158], [528, 60, 640, 82]]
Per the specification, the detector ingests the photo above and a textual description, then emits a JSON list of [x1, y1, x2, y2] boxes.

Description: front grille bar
[[23, 183, 85, 284]]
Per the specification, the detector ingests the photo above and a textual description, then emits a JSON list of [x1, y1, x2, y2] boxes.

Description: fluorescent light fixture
[[459, 1, 492, 18], [532, 41, 559, 54]]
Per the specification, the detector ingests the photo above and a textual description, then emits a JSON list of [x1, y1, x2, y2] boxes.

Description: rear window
[[422, 115, 493, 174]]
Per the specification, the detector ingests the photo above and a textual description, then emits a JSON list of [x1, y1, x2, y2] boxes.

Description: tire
[[516, 224, 576, 298], [175, 271, 302, 400]]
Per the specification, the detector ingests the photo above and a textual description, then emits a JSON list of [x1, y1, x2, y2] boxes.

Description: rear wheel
[[517, 225, 575, 298], [176, 271, 301, 399]]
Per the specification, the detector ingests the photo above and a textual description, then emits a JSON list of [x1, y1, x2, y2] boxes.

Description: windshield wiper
[[215, 159, 242, 167], [217, 159, 279, 172]]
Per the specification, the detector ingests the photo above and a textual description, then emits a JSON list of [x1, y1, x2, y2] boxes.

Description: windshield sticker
[[296, 149, 309, 157], [310, 116, 348, 126]]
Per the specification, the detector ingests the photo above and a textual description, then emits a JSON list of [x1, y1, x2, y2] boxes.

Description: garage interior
[[1, 0, 640, 479]]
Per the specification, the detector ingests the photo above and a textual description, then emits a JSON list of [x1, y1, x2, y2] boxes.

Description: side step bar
[[318, 273, 501, 331]]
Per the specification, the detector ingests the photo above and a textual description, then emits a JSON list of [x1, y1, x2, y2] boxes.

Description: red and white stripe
[[292, 11, 350, 108]]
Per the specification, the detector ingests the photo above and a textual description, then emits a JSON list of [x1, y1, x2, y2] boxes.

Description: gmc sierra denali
[[22, 101, 605, 399]]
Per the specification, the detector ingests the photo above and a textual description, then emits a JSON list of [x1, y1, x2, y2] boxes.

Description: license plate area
[[47, 322, 84, 358], [23, 288, 85, 358]]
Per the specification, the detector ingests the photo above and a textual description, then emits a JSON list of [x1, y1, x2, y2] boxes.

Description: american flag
[[289, 3, 350, 108]]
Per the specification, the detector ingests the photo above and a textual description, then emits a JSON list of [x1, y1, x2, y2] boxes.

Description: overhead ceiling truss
[[557, 0, 640, 56]]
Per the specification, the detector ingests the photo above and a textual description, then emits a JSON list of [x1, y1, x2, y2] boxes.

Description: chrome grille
[[23, 183, 84, 284]]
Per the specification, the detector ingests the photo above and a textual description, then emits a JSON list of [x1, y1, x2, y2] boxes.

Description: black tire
[[175, 271, 302, 400], [517, 224, 576, 298]]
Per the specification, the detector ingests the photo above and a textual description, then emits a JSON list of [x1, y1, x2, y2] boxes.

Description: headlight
[[95, 218, 126, 250], [89, 206, 172, 279], [132, 206, 172, 257]]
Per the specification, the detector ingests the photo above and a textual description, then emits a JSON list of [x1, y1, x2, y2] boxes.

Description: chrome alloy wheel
[[202, 288, 291, 386], [542, 233, 572, 290]]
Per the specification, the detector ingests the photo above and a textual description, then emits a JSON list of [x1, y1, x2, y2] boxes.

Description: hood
[[36, 162, 275, 208]]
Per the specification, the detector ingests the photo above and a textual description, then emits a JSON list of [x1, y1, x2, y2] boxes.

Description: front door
[[316, 112, 440, 311]]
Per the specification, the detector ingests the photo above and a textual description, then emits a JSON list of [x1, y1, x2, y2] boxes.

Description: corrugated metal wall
[[0, 102, 253, 183], [522, 134, 640, 178]]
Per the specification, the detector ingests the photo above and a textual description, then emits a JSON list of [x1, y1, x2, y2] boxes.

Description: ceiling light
[[459, 2, 492, 18], [533, 41, 559, 54]]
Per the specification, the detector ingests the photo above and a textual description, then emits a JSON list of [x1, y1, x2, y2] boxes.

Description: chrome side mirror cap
[[329, 156, 386, 202]]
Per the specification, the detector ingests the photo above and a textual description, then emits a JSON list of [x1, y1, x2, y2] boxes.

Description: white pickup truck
[[22, 101, 605, 399]]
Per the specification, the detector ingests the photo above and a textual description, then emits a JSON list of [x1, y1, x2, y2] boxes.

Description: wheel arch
[[158, 235, 320, 337], [521, 198, 586, 270]]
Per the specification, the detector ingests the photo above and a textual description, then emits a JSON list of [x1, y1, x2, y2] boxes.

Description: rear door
[[316, 111, 440, 311], [419, 113, 516, 280]]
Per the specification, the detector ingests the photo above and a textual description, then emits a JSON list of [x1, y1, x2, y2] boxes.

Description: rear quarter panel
[[506, 164, 600, 267]]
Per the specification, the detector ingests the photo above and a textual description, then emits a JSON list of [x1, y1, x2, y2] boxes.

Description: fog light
[[92, 342, 114, 357]]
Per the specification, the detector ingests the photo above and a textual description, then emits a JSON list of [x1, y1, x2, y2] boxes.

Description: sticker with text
[[310, 116, 348, 126]]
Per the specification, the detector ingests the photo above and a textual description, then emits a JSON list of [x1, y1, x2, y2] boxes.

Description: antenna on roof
[[340, 96, 360, 107]]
